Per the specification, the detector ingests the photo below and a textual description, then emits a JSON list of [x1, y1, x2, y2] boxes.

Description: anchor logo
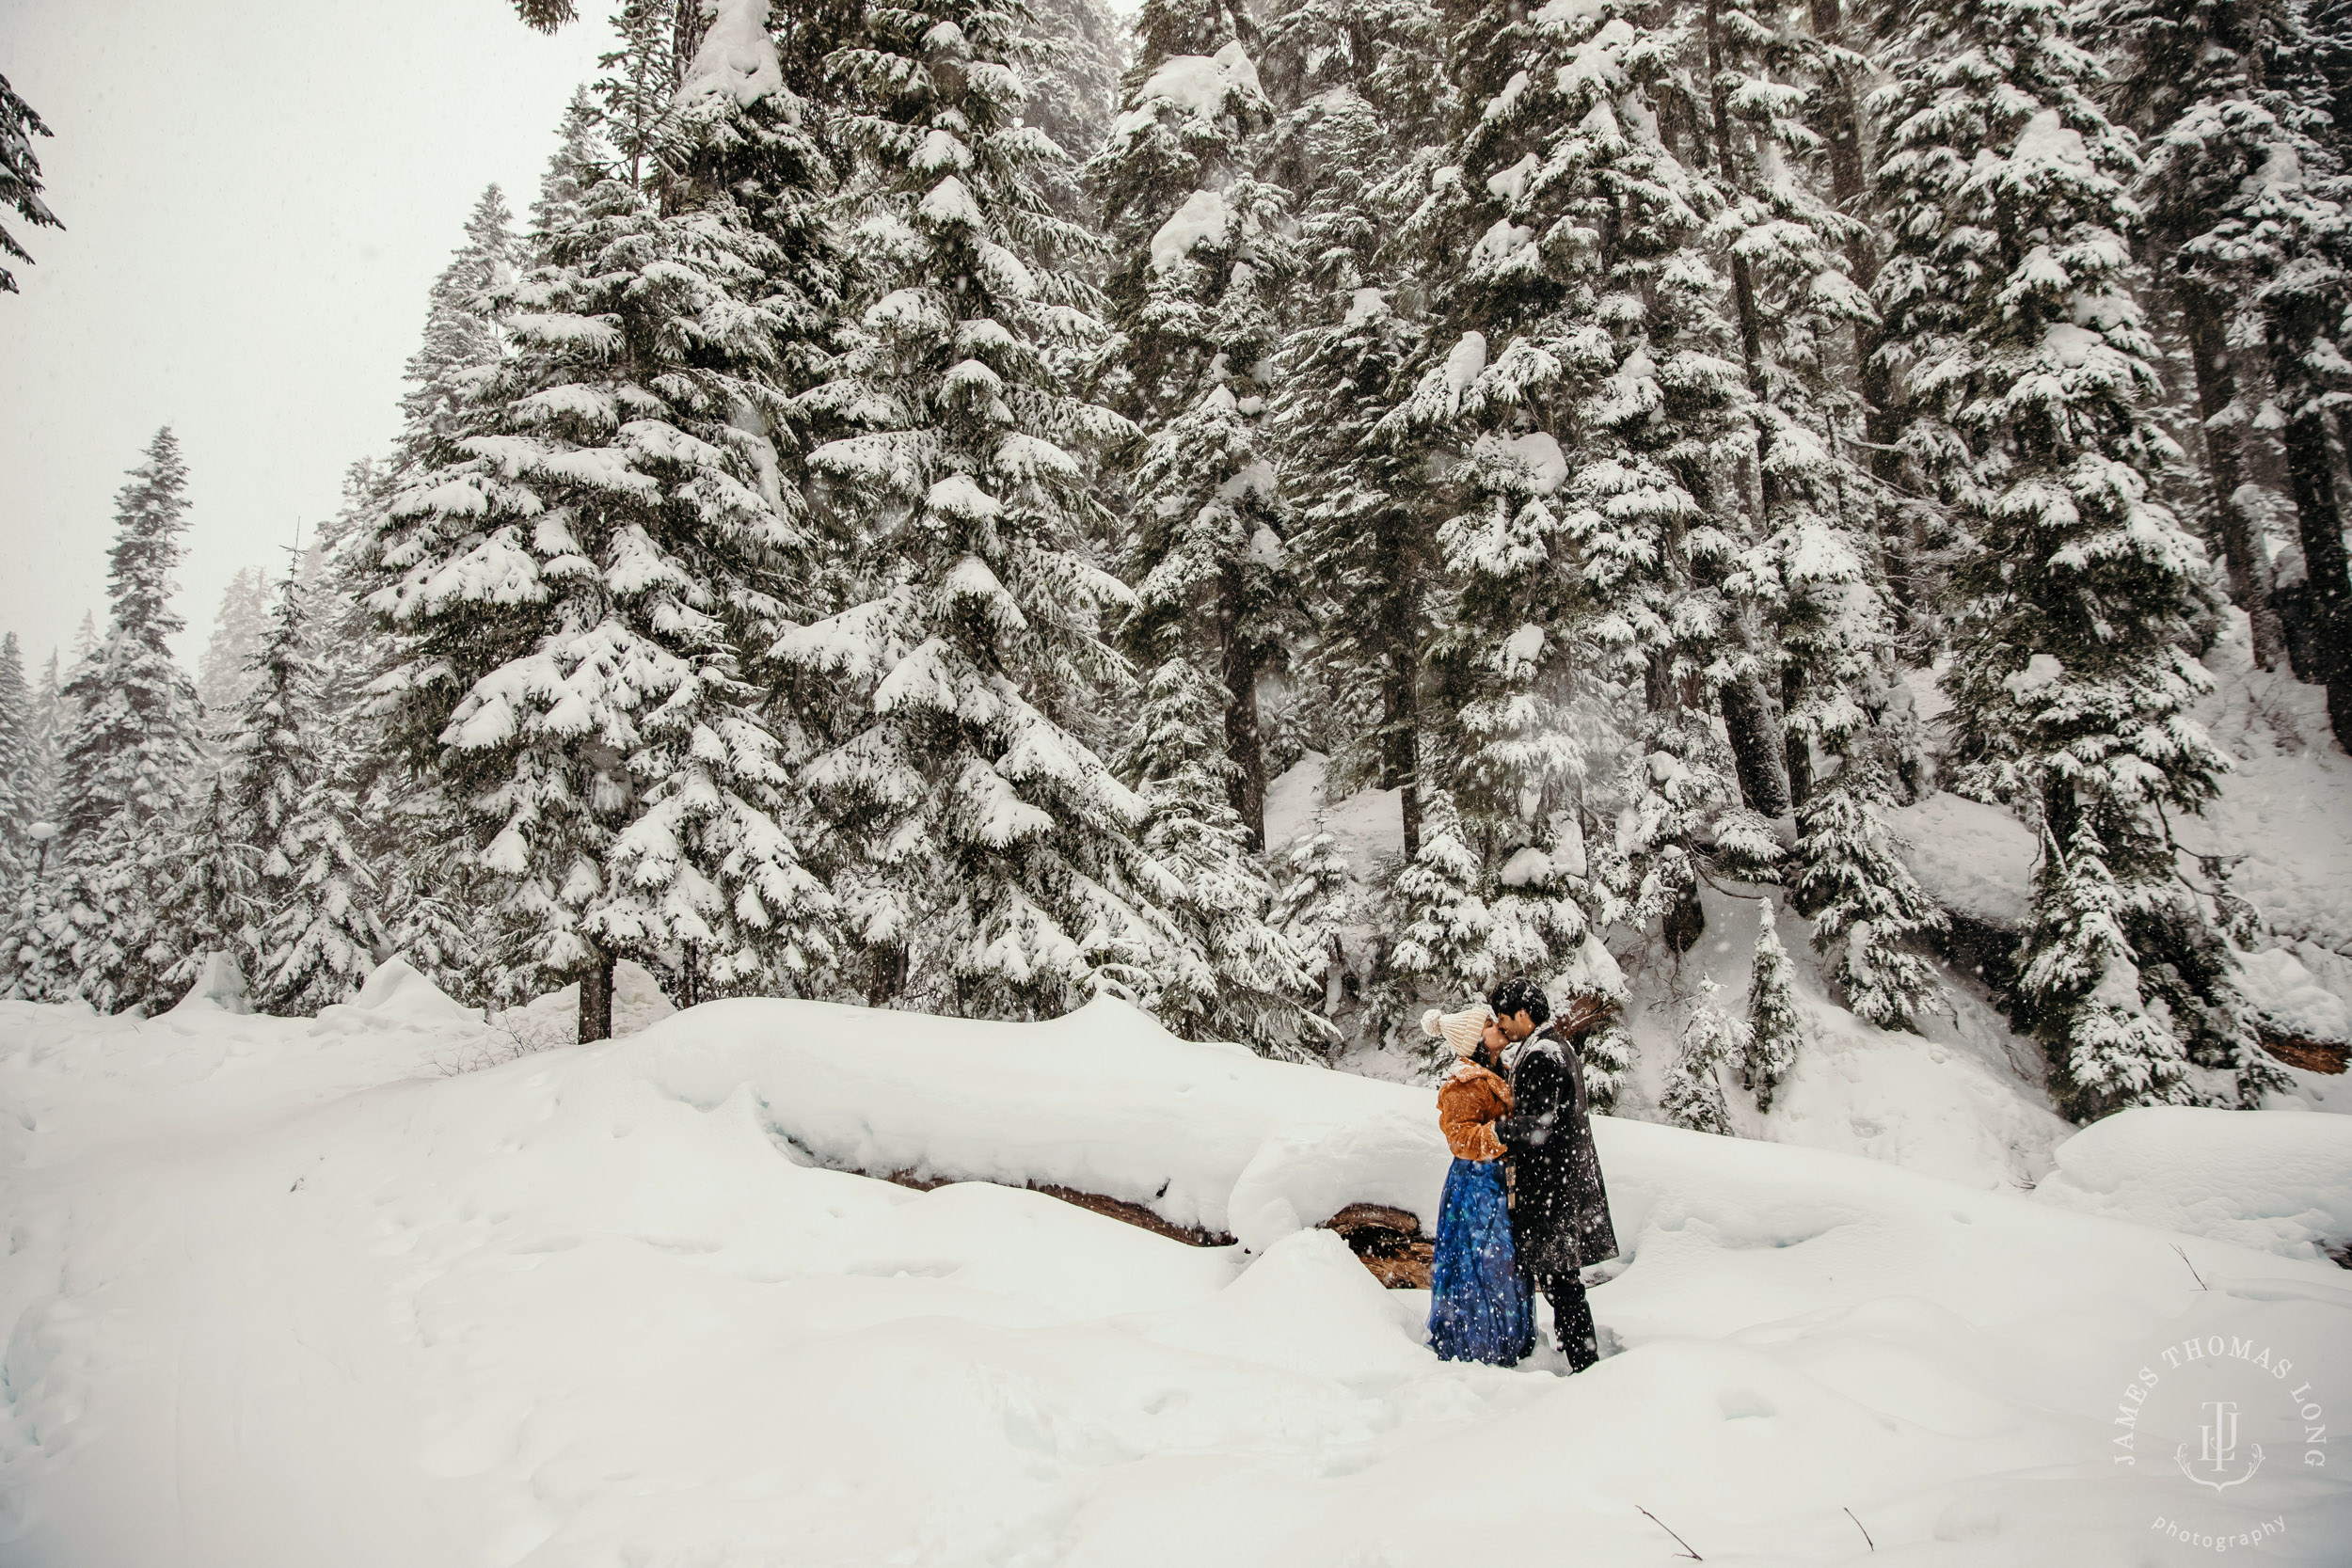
[[2175, 1400, 2265, 1492]]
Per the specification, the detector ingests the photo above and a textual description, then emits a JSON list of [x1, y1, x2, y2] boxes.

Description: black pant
[[1533, 1269, 1598, 1371]]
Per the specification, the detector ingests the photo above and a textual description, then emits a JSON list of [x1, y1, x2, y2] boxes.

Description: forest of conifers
[[3, 0, 2348, 1128]]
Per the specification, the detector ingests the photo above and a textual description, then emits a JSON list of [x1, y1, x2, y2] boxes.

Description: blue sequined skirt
[[1427, 1156, 1534, 1365]]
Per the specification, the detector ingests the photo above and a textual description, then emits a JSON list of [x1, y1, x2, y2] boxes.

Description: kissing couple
[[1422, 976, 1618, 1370]]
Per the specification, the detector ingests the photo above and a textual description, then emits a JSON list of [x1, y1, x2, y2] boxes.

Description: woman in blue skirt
[[1422, 1006, 1534, 1364]]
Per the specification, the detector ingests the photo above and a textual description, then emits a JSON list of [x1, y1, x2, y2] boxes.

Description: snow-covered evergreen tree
[[1124, 658, 1324, 1053], [195, 566, 274, 734], [1792, 766, 1946, 1028], [1268, 813, 1355, 1022], [1389, 785, 1495, 1011], [372, 7, 841, 1037], [1, 71, 61, 294], [1089, 4, 1295, 848], [402, 184, 520, 452], [0, 632, 30, 881], [157, 768, 258, 993], [217, 570, 384, 1014], [1743, 896, 1801, 1110], [529, 87, 610, 258], [1020, 0, 1128, 218], [1262, 0, 1449, 854], [783, 0, 1200, 1022], [1661, 974, 1748, 1133], [2018, 822, 2195, 1118], [1873, 0, 2253, 1110], [1271, 285, 1436, 856], [19, 433, 207, 1009]]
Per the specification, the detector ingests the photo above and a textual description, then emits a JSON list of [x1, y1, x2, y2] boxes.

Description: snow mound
[[2237, 944, 2352, 1044], [2030, 1106, 2352, 1260], [170, 950, 252, 1015], [1886, 790, 2037, 928], [343, 955, 478, 1026], [641, 993, 1448, 1245]]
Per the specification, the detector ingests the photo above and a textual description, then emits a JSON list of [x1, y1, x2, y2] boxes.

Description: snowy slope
[[3, 980, 2347, 1567]]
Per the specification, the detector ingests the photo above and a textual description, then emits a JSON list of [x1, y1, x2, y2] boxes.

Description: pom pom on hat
[[1421, 1004, 1494, 1057]]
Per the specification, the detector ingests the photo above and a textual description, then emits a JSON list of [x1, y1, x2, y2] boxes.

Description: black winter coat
[[1499, 1022, 1618, 1277]]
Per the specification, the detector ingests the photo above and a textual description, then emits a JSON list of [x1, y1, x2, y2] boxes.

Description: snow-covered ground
[[3, 975, 2347, 1567]]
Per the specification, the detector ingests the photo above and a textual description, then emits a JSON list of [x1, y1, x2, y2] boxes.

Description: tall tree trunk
[[1381, 656, 1421, 860], [1718, 673, 1793, 816], [1811, 0, 1918, 626], [1703, 0, 1794, 812], [1217, 564, 1267, 850], [1781, 666, 1813, 807], [579, 942, 616, 1043], [2181, 285, 2288, 668], [2282, 410, 2352, 750]]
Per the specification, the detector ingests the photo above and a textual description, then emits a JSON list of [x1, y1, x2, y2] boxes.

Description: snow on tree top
[[675, 0, 785, 109]]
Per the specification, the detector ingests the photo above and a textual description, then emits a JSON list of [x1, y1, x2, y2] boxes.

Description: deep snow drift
[[2, 978, 2347, 1567]]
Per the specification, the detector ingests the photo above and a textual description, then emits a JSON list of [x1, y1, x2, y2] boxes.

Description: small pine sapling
[[1744, 899, 1803, 1112]]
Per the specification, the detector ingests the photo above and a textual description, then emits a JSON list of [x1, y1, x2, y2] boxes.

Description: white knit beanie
[[1421, 1004, 1494, 1058]]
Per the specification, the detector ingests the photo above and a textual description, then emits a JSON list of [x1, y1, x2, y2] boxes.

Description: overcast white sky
[[0, 0, 614, 675]]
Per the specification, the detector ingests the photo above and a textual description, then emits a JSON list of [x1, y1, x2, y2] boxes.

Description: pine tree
[[1391, 0, 1778, 964], [1262, 0, 1450, 858], [1, 71, 61, 294], [1874, 0, 2253, 1108], [1020, 0, 1128, 218], [24, 648, 62, 832], [1389, 787, 1497, 1012], [782, 0, 1200, 1021], [529, 87, 611, 257], [1793, 766, 1946, 1028], [1124, 658, 1324, 1053], [157, 768, 259, 992], [28, 431, 207, 1010], [1089, 3, 1295, 849], [1268, 812, 1356, 1023], [2102, 0, 2310, 673], [372, 8, 841, 1037], [1580, 1015, 1637, 1115], [2018, 823, 2196, 1118], [0, 633, 30, 882], [1743, 896, 1802, 1110], [218, 571, 384, 1014], [195, 567, 276, 734], [402, 184, 520, 452], [1662, 974, 1748, 1132], [599, 0, 686, 188], [1272, 285, 1438, 858]]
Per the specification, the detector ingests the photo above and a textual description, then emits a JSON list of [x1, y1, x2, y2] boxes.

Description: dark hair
[[1486, 976, 1551, 1025]]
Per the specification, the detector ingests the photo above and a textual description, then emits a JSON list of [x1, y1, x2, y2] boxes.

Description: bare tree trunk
[[2283, 410, 2352, 750], [579, 943, 616, 1043], [2181, 286, 2288, 668]]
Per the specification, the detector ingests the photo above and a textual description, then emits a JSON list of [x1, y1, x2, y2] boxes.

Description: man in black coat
[[1488, 974, 1618, 1372]]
